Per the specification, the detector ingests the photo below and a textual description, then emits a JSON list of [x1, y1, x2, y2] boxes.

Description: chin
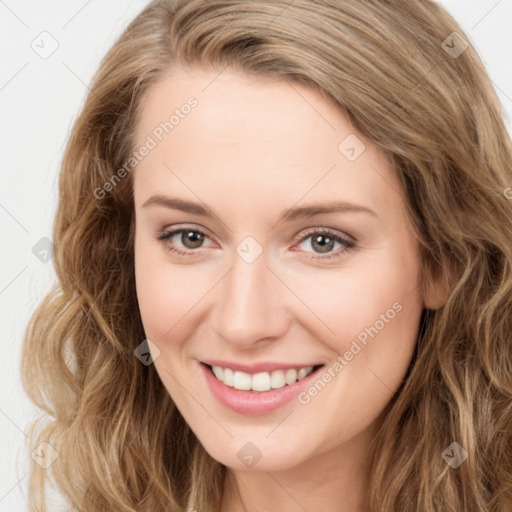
[[200, 435, 312, 472]]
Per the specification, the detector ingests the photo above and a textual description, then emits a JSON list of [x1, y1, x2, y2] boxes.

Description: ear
[[422, 262, 451, 310]]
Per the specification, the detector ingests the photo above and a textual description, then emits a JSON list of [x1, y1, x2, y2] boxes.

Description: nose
[[210, 248, 289, 350]]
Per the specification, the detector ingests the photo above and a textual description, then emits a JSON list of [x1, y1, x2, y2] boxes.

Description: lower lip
[[199, 362, 323, 415]]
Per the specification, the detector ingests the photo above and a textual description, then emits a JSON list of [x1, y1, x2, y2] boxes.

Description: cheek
[[134, 239, 213, 343], [318, 251, 423, 408], [287, 247, 422, 357], [289, 257, 422, 444]]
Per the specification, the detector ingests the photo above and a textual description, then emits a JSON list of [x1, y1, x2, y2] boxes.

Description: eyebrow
[[141, 195, 378, 222]]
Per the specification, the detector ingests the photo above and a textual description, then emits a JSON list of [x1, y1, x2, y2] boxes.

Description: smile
[[210, 364, 321, 392], [199, 362, 325, 415]]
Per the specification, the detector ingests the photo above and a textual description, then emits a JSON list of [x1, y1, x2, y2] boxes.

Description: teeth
[[285, 369, 298, 385], [252, 372, 271, 392], [210, 365, 316, 391], [233, 371, 252, 390], [270, 370, 285, 389], [297, 367, 311, 380], [223, 367, 234, 387]]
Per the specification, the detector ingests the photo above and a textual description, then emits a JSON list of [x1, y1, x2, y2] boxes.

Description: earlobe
[[422, 263, 451, 310]]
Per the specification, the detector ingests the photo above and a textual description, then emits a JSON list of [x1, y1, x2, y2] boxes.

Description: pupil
[[183, 231, 203, 248], [313, 234, 334, 254]]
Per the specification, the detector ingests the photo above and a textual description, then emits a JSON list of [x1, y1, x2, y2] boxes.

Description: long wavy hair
[[21, 0, 512, 510]]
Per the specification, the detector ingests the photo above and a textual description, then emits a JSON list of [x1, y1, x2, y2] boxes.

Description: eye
[[292, 228, 355, 260], [156, 226, 213, 257], [156, 225, 355, 260]]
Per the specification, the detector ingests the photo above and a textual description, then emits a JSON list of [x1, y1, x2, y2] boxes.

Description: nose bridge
[[212, 246, 286, 346]]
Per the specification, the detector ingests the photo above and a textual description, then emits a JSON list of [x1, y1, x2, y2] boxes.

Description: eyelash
[[156, 225, 356, 261]]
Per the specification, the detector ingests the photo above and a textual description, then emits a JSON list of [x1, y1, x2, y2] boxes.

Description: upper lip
[[201, 359, 324, 374]]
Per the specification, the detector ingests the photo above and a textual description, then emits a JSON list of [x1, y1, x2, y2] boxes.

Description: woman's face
[[133, 66, 428, 471]]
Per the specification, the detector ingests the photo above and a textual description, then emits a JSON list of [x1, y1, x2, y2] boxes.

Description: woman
[[21, 0, 512, 510]]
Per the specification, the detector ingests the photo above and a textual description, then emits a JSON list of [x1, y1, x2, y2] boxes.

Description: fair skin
[[133, 65, 444, 511]]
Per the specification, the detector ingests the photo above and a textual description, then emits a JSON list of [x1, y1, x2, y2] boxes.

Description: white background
[[1, 1, 511, 510]]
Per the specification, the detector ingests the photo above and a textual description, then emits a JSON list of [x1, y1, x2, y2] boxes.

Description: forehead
[[132, 67, 402, 219]]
